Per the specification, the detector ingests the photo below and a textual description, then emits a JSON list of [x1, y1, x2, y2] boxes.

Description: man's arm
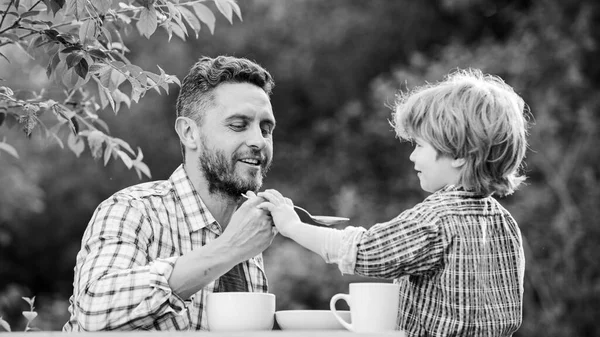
[[168, 194, 275, 299], [73, 194, 274, 331], [73, 198, 184, 331]]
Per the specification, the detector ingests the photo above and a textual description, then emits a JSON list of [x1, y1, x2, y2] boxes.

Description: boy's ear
[[451, 157, 466, 168], [175, 117, 199, 151]]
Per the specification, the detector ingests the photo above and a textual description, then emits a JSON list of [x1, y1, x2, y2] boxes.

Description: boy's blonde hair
[[392, 68, 530, 197]]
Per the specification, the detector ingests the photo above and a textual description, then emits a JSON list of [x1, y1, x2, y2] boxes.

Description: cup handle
[[330, 293, 353, 332]]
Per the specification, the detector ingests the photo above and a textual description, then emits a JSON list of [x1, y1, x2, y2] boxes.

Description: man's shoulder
[[100, 179, 174, 209]]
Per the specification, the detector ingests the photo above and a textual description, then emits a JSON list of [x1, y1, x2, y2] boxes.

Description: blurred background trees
[[1, 0, 598, 335]]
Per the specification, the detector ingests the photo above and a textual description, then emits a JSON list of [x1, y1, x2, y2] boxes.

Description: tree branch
[[27, 0, 43, 12], [0, 0, 17, 31]]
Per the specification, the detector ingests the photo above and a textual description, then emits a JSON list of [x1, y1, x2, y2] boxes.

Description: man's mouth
[[239, 158, 262, 166]]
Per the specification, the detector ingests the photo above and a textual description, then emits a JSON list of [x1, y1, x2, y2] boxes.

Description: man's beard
[[198, 142, 272, 199]]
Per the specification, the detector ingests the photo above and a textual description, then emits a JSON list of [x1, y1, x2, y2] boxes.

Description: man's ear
[[451, 157, 466, 168], [175, 117, 199, 151]]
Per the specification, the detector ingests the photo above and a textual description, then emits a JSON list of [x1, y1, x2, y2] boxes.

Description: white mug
[[330, 282, 400, 333], [207, 292, 275, 331]]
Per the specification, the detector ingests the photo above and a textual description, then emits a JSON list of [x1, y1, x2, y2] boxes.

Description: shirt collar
[[437, 184, 487, 198], [169, 164, 217, 232]]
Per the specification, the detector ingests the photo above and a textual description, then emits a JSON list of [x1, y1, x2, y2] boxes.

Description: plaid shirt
[[63, 165, 268, 331], [339, 185, 525, 337]]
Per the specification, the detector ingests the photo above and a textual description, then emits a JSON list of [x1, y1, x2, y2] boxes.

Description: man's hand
[[219, 191, 277, 261]]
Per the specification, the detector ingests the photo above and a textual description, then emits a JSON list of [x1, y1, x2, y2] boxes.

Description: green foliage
[[0, 0, 241, 179], [0, 296, 38, 332]]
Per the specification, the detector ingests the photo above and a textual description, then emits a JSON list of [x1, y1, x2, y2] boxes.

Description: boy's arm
[[258, 189, 445, 279], [256, 189, 364, 268]]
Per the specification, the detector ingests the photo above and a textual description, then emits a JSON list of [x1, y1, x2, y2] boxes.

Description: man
[[63, 55, 277, 331]]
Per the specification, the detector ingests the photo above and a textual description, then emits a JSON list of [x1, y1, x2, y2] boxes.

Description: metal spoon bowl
[[241, 193, 349, 226]]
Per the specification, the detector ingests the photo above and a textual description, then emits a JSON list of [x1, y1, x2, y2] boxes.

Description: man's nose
[[246, 126, 267, 149], [409, 149, 416, 162]]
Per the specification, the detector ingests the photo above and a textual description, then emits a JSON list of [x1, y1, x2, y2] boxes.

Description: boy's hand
[[256, 189, 301, 237]]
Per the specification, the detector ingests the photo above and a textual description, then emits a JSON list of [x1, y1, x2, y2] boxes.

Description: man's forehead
[[210, 83, 274, 121]]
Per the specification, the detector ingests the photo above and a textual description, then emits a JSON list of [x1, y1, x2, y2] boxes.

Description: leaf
[[214, 0, 241, 24], [0, 316, 11, 332], [86, 130, 104, 160], [117, 150, 133, 168], [178, 6, 201, 38], [70, 116, 79, 134], [0, 141, 19, 159], [145, 71, 163, 94], [60, 45, 81, 53], [130, 78, 144, 103], [93, 0, 112, 15], [67, 132, 84, 157], [55, 32, 77, 45], [19, 113, 38, 137], [21, 10, 41, 18], [22, 311, 37, 322], [93, 118, 110, 133], [27, 35, 42, 55], [88, 48, 107, 59], [48, 124, 65, 148], [112, 88, 130, 112], [168, 21, 186, 41], [103, 142, 112, 165], [136, 6, 157, 38], [112, 137, 134, 155], [133, 148, 151, 179], [66, 51, 84, 69], [21, 19, 53, 27], [0, 32, 20, 41], [95, 63, 112, 88], [22, 297, 35, 307], [13, 41, 35, 60], [109, 67, 127, 92], [66, 0, 87, 20], [79, 19, 96, 44], [126, 64, 146, 84], [166, 2, 187, 38], [74, 58, 89, 79], [42, 0, 65, 15], [191, 3, 215, 34], [97, 82, 115, 111]]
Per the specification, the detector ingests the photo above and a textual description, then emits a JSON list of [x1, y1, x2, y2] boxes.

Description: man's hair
[[392, 68, 531, 197], [176, 55, 274, 122]]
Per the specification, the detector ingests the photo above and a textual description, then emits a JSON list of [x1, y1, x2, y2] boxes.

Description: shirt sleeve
[[337, 202, 446, 278], [72, 196, 189, 331]]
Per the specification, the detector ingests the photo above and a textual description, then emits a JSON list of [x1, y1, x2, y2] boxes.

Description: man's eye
[[261, 127, 273, 136], [230, 123, 246, 131]]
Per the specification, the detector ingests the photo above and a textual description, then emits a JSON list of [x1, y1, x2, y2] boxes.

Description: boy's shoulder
[[419, 185, 503, 214], [417, 185, 515, 222]]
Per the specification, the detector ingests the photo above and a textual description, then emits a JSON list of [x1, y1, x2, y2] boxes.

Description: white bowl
[[207, 292, 275, 331], [275, 310, 351, 330]]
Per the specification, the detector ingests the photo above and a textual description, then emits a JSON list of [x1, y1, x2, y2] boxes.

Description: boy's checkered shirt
[[338, 185, 525, 337], [63, 165, 268, 331]]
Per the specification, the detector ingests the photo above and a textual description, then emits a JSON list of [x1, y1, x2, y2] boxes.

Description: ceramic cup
[[330, 282, 400, 333], [207, 292, 275, 331]]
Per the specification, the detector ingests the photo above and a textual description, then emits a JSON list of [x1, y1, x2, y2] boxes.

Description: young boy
[[255, 68, 529, 336]]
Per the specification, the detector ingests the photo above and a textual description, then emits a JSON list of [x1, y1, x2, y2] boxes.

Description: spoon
[[241, 193, 350, 226]]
